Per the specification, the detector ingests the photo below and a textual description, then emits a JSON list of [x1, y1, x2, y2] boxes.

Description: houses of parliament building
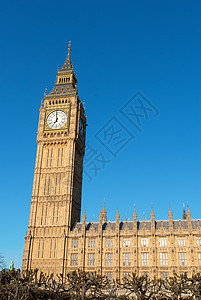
[[22, 43, 201, 281]]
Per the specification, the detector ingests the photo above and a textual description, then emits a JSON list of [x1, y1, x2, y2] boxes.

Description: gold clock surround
[[44, 106, 70, 131]]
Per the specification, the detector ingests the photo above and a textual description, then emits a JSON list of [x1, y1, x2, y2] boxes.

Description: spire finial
[[116, 208, 120, 220], [82, 209, 86, 221], [151, 206, 155, 217], [168, 205, 173, 218], [68, 41, 71, 56], [102, 197, 106, 213], [133, 204, 137, 218]]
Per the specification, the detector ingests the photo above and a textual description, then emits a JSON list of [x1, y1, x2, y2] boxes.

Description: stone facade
[[22, 44, 201, 280]]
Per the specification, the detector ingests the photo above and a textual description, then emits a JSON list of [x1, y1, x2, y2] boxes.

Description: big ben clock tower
[[22, 42, 86, 275]]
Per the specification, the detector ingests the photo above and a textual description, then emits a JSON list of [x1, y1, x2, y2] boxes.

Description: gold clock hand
[[53, 111, 58, 124]]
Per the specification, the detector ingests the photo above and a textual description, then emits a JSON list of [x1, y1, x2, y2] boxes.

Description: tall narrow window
[[41, 206, 44, 225], [50, 240, 52, 258], [196, 238, 201, 246], [38, 240, 40, 258], [123, 239, 130, 248], [71, 254, 78, 266], [160, 253, 168, 266], [49, 149, 53, 167], [105, 253, 113, 266], [41, 240, 44, 258], [179, 253, 187, 266], [88, 239, 96, 248], [54, 240, 56, 258], [161, 272, 169, 280], [178, 239, 186, 247], [55, 176, 58, 194], [141, 253, 149, 266], [57, 149, 60, 166], [88, 253, 95, 266], [72, 240, 79, 248], [44, 206, 48, 225], [60, 148, 63, 166], [47, 176, 50, 195], [58, 175, 61, 194], [198, 253, 201, 266], [105, 272, 113, 281], [46, 149, 49, 167], [52, 206, 55, 225], [56, 205, 59, 224], [141, 238, 149, 247], [43, 176, 47, 195], [123, 253, 131, 266], [159, 238, 167, 247], [106, 239, 113, 248]]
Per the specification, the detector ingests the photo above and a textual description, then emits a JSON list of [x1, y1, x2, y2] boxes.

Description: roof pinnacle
[[116, 208, 120, 220], [82, 209, 86, 220], [168, 205, 173, 218], [133, 204, 137, 218], [68, 41, 71, 56], [151, 206, 155, 217]]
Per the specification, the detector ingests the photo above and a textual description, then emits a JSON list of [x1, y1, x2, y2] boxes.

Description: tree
[[184, 273, 201, 299], [165, 274, 191, 299], [0, 254, 5, 270], [1, 268, 201, 299], [65, 270, 110, 299], [119, 273, 163, 299]]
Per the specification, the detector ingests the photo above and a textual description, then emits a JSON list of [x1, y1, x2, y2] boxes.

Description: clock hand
[[53, 112, 58, 124]]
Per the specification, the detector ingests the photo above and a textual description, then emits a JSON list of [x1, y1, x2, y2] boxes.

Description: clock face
[[46, 110, 67, 129], [79, 118, 84, 138]]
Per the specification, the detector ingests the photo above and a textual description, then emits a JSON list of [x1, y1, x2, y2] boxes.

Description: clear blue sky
[[0, 0, 201, 269]]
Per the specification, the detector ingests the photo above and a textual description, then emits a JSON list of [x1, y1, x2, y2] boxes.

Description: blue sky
[[0, 0, 200, 269]]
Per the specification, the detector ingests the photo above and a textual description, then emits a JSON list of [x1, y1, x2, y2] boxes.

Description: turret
[[116, 208, 120, 232], [150, 207, 155, 232], [187, 205, 192, 230], [82, 209, 86, 224], [102, 201, 107, 223], [182, 203, 187, 220], [133, 206, 137, 233], [168, 206, 173, 231]]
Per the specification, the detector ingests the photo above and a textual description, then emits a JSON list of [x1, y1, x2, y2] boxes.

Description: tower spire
[[45, 41, 77, 98], [59, 41, 73, 72]]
